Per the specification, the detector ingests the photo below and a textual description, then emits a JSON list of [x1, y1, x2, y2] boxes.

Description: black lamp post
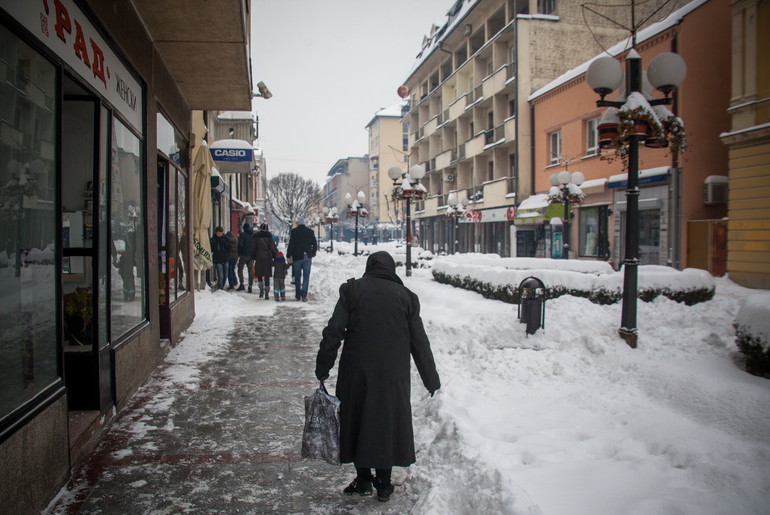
[[325, 206, 339, 252], [388, 164, 426, 276], [345, 191, 367, 256], [548, 171, 585, 259], [586, 50, 686, 348]]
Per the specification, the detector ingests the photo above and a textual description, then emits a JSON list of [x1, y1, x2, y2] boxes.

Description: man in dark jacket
[[236, 223, 256, 292], [315, 251, 440, 502], [286, 219, 317, 301], [209, 226, 230, 291]]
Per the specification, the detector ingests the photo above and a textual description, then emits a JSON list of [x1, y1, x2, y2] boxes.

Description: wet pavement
[[45, 303, 414, 514]]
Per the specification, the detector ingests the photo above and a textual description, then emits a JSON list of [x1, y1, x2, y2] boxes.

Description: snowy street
[[47, 246, 770, 514]]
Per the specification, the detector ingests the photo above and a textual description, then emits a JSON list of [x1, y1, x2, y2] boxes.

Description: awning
[[514, 193, 564, 226], [209, 138, 255, 174], [608, 167, 670, 189]]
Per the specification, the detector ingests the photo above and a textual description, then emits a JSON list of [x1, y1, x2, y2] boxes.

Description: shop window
[[0, 27, 58, 421], [110, 120, 146, 339], [579, 205, 610, 259], [175, 170, 188, 298]]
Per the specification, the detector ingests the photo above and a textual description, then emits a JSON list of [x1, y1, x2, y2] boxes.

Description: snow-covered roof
[[529, 0, 709, 101], [365, 101, 407, 128], [518, 193, 550, 211], [217, 111, 255, 120]]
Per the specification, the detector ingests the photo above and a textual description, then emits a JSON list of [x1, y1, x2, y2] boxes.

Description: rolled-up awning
[[209, 139, 255, 173], [514, 193, 564, 226]]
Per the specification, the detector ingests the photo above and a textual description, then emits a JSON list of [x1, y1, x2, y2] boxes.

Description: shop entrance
[[61, 76, 113, 419]]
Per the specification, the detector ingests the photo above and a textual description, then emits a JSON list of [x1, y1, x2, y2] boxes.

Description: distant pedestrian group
[[211, 221, 316, 302]]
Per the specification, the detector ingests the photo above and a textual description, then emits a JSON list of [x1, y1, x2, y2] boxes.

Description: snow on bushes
[[432, 254, 715, 306], [734, 292, 770, 378]]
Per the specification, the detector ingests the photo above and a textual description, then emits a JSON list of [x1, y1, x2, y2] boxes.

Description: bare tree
[[266, 173, 322, 232]]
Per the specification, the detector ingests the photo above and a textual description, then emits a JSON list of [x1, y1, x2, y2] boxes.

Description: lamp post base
[[618, 327, 638, 349]]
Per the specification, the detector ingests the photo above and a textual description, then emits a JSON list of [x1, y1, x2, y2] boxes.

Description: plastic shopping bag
[[301, 382, 341, 465]]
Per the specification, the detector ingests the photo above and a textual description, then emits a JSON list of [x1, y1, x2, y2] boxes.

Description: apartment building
[[366, 103, 409, 240], [721, 0, 770, 289], [323, 157, 371, 242], [530, 0, 730, 268], [400, 0, 674, 256]]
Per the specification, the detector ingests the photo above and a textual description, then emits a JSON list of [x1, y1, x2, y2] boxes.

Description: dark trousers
[[356, 466, 391, 485]]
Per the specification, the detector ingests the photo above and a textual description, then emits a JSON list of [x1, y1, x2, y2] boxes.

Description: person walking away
[[209, 226, 230, 291], [237, 223, 256, 292], [253, 223, 278, 299], [225, 230, 238, 290], [315, 251, 440, 502], [286, 219, 317, 301], [272, 251, 289, 301]]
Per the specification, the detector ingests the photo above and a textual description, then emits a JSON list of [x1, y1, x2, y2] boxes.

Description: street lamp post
[[325, 206, 339, 252], [446, 192, 467, 254], [586, 50, 686, 348], [388, 164, 426, 276], [548, 171, 585, 259], [344, 191, 367, 256]]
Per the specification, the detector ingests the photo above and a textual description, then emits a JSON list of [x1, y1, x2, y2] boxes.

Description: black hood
[[364, 251, 402, 285]]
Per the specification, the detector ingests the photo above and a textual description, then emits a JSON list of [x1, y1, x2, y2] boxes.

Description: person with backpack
[[314, 251, 440, 502], [253, 223, 278, 299], [236, 223, 256, 292]]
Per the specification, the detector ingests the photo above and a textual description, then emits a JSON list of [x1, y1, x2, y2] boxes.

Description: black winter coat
[[316, 251, 440, 469], [238, 226, 256, 257], [210, 234, 231, 264], [286, 224, 317, 261], [253, 230, 277, 277]]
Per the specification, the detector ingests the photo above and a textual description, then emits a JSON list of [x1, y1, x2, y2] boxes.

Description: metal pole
[[563, 190, 570, 259], [406, 198, 412, 276], [354, 213, 359, 256], [619, 53, 642, 349], [330, 221, 334, 252]]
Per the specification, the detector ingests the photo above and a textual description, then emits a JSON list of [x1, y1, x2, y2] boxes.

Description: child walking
[[273, 251, 289, 301]]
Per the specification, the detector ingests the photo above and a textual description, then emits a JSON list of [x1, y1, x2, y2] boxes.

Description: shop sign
[[1, 0, 143, 134], [459, 206, 513, 223], [211, 148, 251, 162]]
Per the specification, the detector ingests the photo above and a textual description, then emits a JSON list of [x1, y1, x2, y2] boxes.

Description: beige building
[[323, 156, 371, 241], [400, 0, 670, 255], [721, 0, 770, 289], [366, 103, 409, 240]]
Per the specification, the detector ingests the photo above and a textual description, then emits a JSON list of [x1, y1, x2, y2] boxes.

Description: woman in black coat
[[315, 251, 440, 502], [253, 223, 278, 298]]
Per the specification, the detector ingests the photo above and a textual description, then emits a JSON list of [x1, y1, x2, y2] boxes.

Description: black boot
[[374, 469, 394, 502], [343, 468, 373, 496]]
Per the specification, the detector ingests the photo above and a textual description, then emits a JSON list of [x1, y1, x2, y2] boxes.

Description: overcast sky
[[250, 0, 451, 186]]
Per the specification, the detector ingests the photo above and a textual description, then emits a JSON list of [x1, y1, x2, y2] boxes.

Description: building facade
[[721, 0, 770, 288], [530, 0, 731, 269], [322, 157, 371, 242], [366, 103, 409, 241], [400, 0, 638, 257], [0, 0, 252, 511]]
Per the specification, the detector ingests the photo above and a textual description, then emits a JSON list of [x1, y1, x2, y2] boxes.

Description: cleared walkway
[[45, 304, 413, 514]]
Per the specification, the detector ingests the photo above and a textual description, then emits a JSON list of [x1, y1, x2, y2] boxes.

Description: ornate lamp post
[[586, 50, 686, 348], [446, 192, 467, 254], [344, 191, 367, 256], [388, 164, 426, 276], [325, 206, 339, 252], [548, 171, 585, 259]]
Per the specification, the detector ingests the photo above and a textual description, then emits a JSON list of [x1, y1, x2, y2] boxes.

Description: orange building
[[530, 0, 730, 270]]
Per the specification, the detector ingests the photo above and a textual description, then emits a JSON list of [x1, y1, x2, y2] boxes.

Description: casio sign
[[210, 148, 251, 162]]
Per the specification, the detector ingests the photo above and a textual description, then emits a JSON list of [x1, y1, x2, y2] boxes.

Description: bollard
[[517, 276, 546, 335]]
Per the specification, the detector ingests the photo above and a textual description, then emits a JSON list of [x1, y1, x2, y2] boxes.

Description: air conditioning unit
[[703, 175, 728, 205], [444, 173, 455, 182]]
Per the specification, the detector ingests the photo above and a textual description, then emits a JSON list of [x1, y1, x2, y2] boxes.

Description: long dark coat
[[253, 230, 277, 278], [315, 251, 440, 469]]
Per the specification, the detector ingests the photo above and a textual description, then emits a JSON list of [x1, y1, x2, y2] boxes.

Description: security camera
[[254, 81, 272, 99]]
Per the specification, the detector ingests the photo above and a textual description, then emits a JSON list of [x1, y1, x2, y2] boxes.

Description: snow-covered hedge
[[432, 255, 715, 306], [734, 293, 770, 378]]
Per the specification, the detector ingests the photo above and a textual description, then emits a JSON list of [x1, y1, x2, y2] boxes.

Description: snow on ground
[[185, 243, 769, 514]]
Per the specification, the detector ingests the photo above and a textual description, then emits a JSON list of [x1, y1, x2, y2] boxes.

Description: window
[[0, 26, 58, 421], [549, 131, 562, 165], [586, 117, 599, 156], [110, 119, 146, 339], [538, 0, 556, 15], [579, 205, 609, 259]]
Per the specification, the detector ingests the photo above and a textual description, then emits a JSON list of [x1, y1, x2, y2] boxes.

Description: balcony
[[436, 149, 452, 170]]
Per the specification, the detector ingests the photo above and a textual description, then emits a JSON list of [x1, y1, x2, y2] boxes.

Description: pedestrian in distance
[[272, 251, 289, 301], [315, 251, 441, 502], [286, 218, 317, 301], [253, 223, 278, 299], [209, 226, 230, 291], [237, 223, 256, 292], [225, 230, 238, 290]]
